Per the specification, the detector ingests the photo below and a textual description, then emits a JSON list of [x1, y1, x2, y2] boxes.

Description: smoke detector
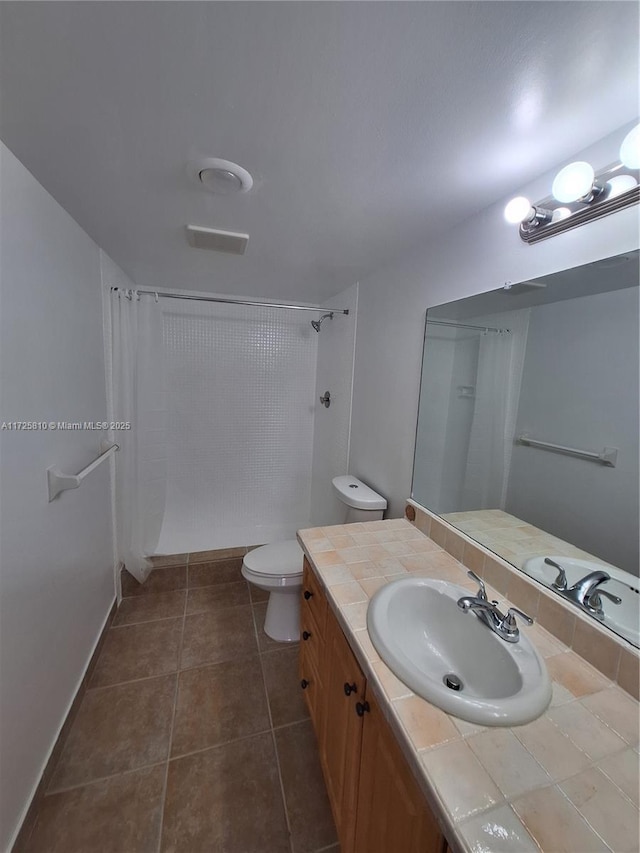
[[187, 158, 253, 195]]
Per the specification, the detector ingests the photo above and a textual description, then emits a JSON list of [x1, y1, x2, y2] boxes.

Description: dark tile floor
[[22, 555, 338, 853]]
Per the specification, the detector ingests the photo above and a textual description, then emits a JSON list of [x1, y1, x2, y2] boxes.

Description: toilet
[[242, 475, 387, 642]]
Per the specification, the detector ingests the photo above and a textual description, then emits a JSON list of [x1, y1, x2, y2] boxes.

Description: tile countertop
[[297, 519, 640, 853], [440, 508, 613, 572]]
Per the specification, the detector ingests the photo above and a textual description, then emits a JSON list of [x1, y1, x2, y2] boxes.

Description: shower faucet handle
[[319, 391, 331, 408]]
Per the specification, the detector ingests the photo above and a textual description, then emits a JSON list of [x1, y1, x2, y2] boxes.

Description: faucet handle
[[466, 570, 487, 601], [544, 558, 567, 591], [505, 606, 534, 627]]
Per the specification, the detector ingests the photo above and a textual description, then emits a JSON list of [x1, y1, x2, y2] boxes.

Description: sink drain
[[443, 673, 463, 691]]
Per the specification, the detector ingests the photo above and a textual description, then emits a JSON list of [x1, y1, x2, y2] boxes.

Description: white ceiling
[[1, 2, 638, 304]]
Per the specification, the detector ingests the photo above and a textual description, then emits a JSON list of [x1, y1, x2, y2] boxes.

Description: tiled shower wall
[[155, 301, 318, 554]]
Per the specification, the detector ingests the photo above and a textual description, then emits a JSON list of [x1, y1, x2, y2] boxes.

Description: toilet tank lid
[[332, 475, 387, 511]]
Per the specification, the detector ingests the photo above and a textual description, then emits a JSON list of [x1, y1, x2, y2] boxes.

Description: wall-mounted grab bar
[[517, 434, 618, 468], [47, 441, 119, 501]]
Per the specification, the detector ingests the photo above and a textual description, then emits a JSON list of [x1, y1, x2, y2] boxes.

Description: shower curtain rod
[[111, 287, 349, 315], [426, 319, 510, 334]]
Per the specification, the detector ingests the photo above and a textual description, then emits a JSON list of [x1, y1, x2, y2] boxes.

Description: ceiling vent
[[186, 225, 249, 255]]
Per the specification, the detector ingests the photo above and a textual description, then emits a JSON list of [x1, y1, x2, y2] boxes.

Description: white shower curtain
[[461, 310, 529, 511], [111, 290, 167, 582]]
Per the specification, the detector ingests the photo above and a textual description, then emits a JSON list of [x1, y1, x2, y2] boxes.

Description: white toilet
[[242, 475, 387, 642]]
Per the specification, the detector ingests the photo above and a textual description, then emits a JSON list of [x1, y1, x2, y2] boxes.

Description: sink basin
[[367, 577, 551, 726], [522, 556, 639, 648]]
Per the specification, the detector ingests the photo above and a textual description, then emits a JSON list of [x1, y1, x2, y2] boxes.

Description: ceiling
[[1, 2, 638, 304]]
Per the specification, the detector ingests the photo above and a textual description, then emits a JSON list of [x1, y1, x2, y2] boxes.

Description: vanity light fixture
[[505, 122, 640, 243]]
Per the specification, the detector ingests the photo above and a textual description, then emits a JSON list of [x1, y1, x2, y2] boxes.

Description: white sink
[[522, 556, 639, 648], [367, 577, 551, 726]]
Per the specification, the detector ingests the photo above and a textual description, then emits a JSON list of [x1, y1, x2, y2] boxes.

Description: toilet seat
[[242, 540, 303, 578]]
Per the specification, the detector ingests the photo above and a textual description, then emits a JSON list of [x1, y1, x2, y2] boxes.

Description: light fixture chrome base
[[519, 162, 639, 244]]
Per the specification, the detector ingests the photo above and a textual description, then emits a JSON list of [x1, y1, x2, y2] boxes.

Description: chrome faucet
[[457, 571, 533, 643], [562, 569, 622, 618]]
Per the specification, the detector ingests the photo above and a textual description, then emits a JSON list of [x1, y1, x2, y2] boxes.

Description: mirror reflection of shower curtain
[[111, 290, 167, 582], [461, 310, 529, 510]]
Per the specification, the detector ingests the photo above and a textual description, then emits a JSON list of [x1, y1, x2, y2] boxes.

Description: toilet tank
[[332, 475, 387, 523]]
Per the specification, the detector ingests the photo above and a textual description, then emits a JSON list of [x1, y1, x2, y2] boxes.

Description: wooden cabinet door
[[354, 692, 446, 853], [320, 612, 367, 853]]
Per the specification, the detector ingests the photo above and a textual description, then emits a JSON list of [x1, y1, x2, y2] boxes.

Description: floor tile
[[185, 580, 250, 615], [89, 619, 182, 687], [122, 566, 187, 597], [248, 582, 270, 603], [171, 657, 270, 757], [26, 765, 164, 853], [262, 646, 309, 727], [181, 605, 257, 669], [187, 558, 244, 588], [275, 720, 337, 853], [161, 733, 290, 853], [113, 590, 186, 626], [49, 675, 176, 791]]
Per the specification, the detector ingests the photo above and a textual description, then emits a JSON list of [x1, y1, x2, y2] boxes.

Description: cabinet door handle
[[355, 701, 370, 717], [343, 682, 357, 696], [302, 631, 312, 641], [300, 679, 310, 690], [304, 590, 313, 600]]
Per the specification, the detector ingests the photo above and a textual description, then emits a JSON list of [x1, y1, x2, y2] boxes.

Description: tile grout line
[[154, 589, 187, 853], [44, 759, 170, 797], [251, 601, 296, 853]]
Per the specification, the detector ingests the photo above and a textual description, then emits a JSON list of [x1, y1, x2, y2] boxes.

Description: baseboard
[[9, 596, 118, 853]]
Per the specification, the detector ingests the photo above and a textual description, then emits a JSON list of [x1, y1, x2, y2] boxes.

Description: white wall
[[0, 143, 115, 851], [310, 283, 359, 525], [350, 124, 640, 518], [506, 286, 639, 574]]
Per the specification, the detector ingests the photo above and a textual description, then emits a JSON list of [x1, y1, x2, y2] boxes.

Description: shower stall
[[108, 278, 357, 564]]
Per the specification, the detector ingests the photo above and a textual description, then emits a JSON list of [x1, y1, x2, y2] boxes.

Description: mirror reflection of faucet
[[544, 557, 621, 619]]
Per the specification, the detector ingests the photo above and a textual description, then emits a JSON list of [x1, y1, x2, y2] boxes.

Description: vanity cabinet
[[300, 558, 447, 853]]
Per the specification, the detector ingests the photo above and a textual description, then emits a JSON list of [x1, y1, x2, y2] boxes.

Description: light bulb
[[504, 196, 532, 224], [606, 174, 638, 199], [619, 124, 640, 169], [552, 161, 595, 203], [551, 207, 572, 222]]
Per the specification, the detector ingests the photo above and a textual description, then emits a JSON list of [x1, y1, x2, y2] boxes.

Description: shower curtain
[[111, 290, 167, 582], [461, 310, 529, 511]]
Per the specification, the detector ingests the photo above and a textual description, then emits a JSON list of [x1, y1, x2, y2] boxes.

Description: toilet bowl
[[242, 476, 387, 642], [242, 540, 304, 642]]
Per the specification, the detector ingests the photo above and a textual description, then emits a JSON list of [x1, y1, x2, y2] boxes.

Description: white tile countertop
[[297, 519, 640, 853]]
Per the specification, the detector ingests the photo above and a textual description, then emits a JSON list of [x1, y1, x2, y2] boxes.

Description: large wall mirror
[[412, 250, 639, 648]]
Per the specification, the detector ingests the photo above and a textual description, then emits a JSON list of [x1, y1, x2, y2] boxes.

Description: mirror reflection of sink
[[367, 577, 551, 727], [523, 556, 640, 647]]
